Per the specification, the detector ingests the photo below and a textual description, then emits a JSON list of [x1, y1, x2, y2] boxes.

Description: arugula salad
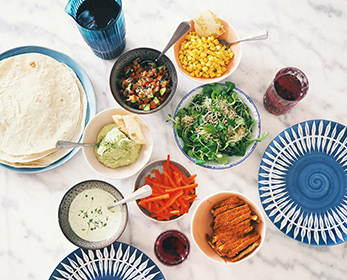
[[171, 82, 267, 165]]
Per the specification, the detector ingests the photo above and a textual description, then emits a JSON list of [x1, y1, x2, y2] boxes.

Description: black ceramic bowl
[[58, 180, 128, 250], [109, 47, 178, 114]]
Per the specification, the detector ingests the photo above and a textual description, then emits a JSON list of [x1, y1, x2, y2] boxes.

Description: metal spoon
[[141, 21, 191, 65], [217, 29, 268, 48], [55, 140, 99, 150], [108, 184, 152, 210]]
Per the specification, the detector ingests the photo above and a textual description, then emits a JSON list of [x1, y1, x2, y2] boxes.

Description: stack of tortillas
[[0, 53, 87, 168]]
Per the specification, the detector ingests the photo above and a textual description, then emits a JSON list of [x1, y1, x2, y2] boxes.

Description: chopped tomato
[[117, 58, 172, 111]]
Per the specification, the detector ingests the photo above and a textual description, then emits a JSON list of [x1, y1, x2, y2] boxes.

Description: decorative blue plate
[[258, 120, 347, 246], [0, 46, 96, 173], [49, 241, 165, 280]]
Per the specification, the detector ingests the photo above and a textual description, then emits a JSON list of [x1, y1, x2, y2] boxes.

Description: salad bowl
[[172, 82, 263, 169]]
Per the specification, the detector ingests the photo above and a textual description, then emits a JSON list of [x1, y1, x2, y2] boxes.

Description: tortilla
[[0, 53, 87, 168]]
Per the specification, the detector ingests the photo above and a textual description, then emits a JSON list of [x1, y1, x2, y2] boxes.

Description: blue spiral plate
[[258, 119, 347, 246]]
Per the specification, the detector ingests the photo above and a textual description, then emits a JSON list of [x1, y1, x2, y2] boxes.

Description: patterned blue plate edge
[[48, 241, 166, 280]]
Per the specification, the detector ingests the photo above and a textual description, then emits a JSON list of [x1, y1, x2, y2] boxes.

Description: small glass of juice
[[154, 230, 190, 266], [263, 67, 309, 115]]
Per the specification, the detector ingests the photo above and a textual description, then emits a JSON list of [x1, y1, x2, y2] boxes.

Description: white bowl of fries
[[191, 191, 266, 264]]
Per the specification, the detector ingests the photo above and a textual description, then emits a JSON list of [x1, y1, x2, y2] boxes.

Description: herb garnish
[[78, 195, 110, 232]]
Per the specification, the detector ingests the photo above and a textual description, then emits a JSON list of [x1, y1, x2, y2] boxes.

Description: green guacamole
[[95, 123, 141, 169]]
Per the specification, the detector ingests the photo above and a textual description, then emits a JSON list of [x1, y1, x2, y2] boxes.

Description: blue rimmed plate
[[258, 119, 347, 246], [49, 241, 165, 280], [0, 46, 96, 173]]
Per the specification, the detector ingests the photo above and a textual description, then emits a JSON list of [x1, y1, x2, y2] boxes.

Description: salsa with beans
[[117, 58, 172, 111]]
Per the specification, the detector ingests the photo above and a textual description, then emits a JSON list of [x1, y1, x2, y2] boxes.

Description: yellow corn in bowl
[[174, 18, 242, 84]]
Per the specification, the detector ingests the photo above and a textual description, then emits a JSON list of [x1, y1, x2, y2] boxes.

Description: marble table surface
[[1, 0, 347, 279]]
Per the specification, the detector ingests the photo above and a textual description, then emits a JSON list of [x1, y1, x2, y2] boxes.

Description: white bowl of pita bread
[[82, 108, 153, 179], [173, 10, 242, 84]]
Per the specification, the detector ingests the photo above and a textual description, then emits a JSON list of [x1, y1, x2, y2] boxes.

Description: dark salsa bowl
[[109, 47, 178, 114]]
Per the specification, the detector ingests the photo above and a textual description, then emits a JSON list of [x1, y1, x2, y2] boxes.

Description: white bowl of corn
[[173, 12, 242, 84]]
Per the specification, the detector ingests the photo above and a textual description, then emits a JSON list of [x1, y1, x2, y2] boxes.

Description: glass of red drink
[[263, 67, 309, 115], [154, 230, 190, 266]]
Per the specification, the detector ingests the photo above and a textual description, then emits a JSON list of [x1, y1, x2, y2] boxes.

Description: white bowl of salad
[[171, 82, 267, 169]]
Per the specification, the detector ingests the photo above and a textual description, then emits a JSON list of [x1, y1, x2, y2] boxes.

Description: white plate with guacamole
[[82, 108, 153, 179]]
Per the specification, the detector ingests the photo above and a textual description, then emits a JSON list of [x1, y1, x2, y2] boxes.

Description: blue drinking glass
[[65, 0, 126, 60]]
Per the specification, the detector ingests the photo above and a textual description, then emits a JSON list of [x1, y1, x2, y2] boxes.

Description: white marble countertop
[[1, 0, 347, 279]]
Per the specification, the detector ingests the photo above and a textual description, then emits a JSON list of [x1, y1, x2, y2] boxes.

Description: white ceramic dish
[[173, 17, 242, 84], [82, 108, 153, 179], [191, 191, 266, 264]]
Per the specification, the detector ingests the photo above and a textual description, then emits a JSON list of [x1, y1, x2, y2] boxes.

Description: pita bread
[[193, 10, 225, 38], [112, 114, 146, 145], [112, 114, 128, 134]]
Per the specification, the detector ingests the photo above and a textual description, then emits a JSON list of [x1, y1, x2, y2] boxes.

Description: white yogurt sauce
[[68, 188, 122, 242]]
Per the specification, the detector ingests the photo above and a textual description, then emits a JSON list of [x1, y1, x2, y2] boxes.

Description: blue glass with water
[[65, 0, 126, 60]]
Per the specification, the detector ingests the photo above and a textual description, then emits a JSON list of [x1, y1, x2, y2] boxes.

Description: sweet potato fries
[[207, 195, 261, 262]]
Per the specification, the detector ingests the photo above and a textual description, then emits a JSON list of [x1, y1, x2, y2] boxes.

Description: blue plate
[[49, 241, 165, 280], [0, 46, 96, 173], [258, 119, 347, 246]]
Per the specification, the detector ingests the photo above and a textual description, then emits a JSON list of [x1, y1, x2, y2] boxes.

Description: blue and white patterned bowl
[[258, 119, 347, 246], [173, 84, 261, 170]]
